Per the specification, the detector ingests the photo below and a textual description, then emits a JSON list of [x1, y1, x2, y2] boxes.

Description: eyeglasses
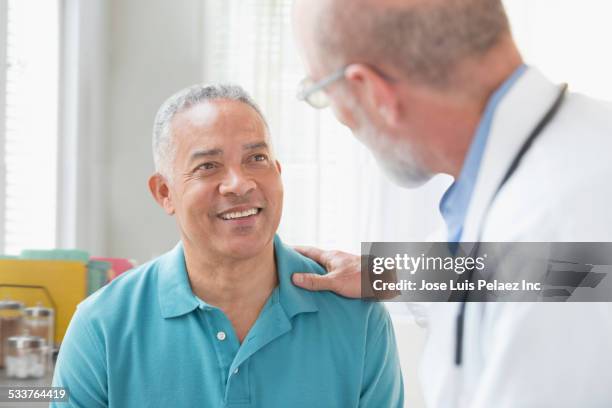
[[296, 66, 347, 109], [297, 65, 396, 109]]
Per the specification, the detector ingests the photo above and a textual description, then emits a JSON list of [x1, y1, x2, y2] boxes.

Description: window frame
[[0, 1, 9, 252]]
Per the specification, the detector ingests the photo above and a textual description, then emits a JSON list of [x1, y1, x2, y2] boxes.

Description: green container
[[20, 249, 89, 263], [87, 260, 111, 295]]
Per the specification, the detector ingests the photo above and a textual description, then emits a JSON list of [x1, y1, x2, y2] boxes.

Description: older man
[[51, 85, 403, 407], [291, 0, 612, 407]]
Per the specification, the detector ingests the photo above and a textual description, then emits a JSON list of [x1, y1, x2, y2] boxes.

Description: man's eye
[[252, 154, 268, 162], [197, 162, 217, 171]]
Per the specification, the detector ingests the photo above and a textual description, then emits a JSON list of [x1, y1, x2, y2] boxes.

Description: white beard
[[350, 104, 433, 189], [373, 146, 433, 188]]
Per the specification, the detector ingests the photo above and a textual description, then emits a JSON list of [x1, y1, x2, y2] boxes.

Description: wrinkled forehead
[[170, 99, 270, 147]]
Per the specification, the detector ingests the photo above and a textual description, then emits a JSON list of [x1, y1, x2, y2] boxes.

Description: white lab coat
[[417, 67, 612, 408]]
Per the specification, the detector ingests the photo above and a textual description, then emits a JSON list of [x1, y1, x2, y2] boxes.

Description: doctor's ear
[[344, 64, 401, 127], [148, 173, 175, 215], [275, 160, 282, 174]]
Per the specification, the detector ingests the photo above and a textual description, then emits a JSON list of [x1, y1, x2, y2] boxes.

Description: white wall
[[57, 0, 109, 256], [105, 0, 204, 261]]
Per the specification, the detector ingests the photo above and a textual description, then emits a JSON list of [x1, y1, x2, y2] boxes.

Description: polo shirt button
[[216, 331, 226, 341], [233, 367, 239, 375]]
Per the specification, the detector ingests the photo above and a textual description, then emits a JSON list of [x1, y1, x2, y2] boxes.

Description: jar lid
[[24, 306, 54, 317], [0, 300, 24, 310], [7, 335, 45, 349]]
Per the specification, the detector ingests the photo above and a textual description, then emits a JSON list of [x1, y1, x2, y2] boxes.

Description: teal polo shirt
[[51, 235, 403, 407]]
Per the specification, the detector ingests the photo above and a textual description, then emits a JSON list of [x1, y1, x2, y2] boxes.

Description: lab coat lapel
[[461, 67, 562, 242]]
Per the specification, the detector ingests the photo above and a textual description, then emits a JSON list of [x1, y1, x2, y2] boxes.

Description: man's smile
[[217, 206, 263, 221]]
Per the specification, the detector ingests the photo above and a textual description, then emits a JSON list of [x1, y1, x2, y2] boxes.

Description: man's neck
[[419, 37, 524, 179], [182, 239, 278, 318]]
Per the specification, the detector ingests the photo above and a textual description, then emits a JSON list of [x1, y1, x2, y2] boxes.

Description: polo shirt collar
[[273, 235, 319, 318], [157, 235, 319, 319], [157, 242, 200, 319]]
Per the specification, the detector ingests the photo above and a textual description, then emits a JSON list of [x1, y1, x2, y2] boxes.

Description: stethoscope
[[455, 83, 569, 367]]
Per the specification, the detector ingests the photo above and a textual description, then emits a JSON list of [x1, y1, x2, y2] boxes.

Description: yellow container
[[0, 259, 87, 346]]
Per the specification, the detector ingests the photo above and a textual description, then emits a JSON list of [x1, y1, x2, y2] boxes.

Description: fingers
[[292, 273, 334, 292], [294, 246, 329, 266]]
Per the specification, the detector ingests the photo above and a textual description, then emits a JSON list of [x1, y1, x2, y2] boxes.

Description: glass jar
[[5, 335, 47, 379], [23, 304, 54, 349], [0, 300, 24, 368]]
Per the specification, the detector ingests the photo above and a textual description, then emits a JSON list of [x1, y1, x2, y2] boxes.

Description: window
[[0, 0, 60, 254]]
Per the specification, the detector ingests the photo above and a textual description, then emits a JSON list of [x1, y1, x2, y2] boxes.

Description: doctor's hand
[[293, 246, 401, 300], [292, 246, 363, 298]]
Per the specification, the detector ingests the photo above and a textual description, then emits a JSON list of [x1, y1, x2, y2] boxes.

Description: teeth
[[220, 208, 259, 220]]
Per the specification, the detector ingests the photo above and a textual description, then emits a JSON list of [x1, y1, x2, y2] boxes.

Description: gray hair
[[318, 0, 511, 88], [152, 84, 268, 178]]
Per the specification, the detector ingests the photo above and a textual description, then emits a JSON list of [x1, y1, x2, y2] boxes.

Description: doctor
[[291, 0, 612, 406]]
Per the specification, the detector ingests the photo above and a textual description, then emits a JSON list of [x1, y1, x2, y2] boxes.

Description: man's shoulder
[[485, 91, 612, 240], [76, 253, 164, 322], [313, 291, 389, 328], [281, 244, 389, 327], [564, 91, 612, 130], [310, 288, 392, 347]]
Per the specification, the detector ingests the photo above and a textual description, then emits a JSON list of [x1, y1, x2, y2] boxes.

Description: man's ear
[[344, 64, 401, 127], [148, 173, 175, 215], [275, 160, 282, 174]]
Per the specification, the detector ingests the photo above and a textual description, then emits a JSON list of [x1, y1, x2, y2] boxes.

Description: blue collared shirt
[[52, 235, 403, 408], [440, 65, 528, 243]]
